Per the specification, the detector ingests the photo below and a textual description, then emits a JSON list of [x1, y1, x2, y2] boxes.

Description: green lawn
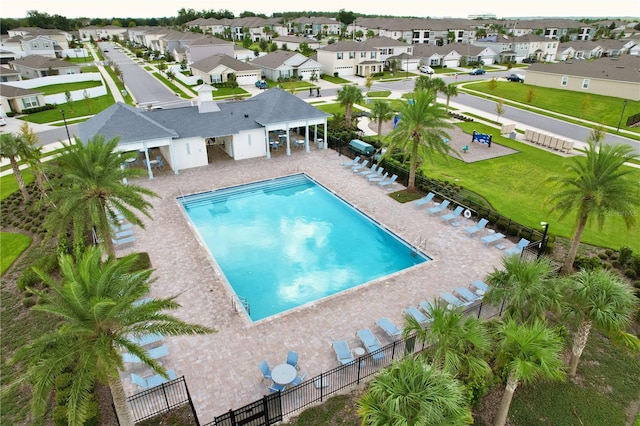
[[321, 74, 351, 84], [1, 172, 34, 200], [81, 65, 99, 73], [65, 55, 95, 63], [152, 72, 193, 98], [20, 94, 115, 124], [265, 79, 316, 92], [34, 80, 102, 96], [464, 81, 640, 133], [0, 233, 31, 274], [414, 121, 640, 251], [365, 90, 391, 98], [212, 87, 250, 98]]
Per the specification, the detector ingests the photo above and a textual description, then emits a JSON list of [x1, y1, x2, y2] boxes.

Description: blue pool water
[[180, 174, 429, 321]]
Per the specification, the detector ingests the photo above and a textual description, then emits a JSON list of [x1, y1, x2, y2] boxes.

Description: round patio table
[[271, 364, 297, 385]]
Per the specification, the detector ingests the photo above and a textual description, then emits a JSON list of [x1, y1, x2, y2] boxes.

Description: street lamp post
[[537, 221, 549, 258], [616, 100, 628, 131], [60, 109, 71, 143]]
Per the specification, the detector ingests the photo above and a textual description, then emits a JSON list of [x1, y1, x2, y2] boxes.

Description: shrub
[[129, 252, 152, 271], [612, 260, 621, 269], [630, 254, 640, 276], [22, 296, 37, 307], [333, 72, 339, 77], [624, 269, 638, 280], [619, 246, 633, 265], [52, 405, 68, 426], [573, 255, 602, 271], [605, 249, 614, 257], [17, 268, 42, 292], [22, 104, 56, 114]]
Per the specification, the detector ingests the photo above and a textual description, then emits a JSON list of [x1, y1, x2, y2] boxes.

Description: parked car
[[469, 68, 486, 75], [506, 73, 525, 83], [255, 80, 268, 89], [0, 116, 6, 126], [522, 57, 537, 64], [419, 65, 434, 74]]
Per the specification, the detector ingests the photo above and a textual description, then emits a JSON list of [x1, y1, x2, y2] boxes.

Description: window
[[561, 75, 568, 86], [337, 52, 343, 60], [360, 51, 366, 58], [413, 32, 419, 38], [370, 52, 376, 59], [582, 79, 590, 89], [388, 48, 394, 55], [424, 31, 429, 38], [22, 96, 40, 109], [32, 42, 38, 48], [349, 51, 355, 59]]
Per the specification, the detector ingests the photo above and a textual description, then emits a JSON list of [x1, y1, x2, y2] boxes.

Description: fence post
[[183, 378, 201, 426], [229, 408, 236, 426], [391, 340, 397, 360], [320, 372, 324, 402], [356, 358, 362, 385], [263, 395, 270, 426], [161, 383, 170, 414]]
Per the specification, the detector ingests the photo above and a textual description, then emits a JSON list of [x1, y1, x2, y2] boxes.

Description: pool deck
[[118, 148, 509, 423]]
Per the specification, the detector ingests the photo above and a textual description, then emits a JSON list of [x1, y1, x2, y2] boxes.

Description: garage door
[[237, 73, 260, 86], [443, 58, 458, 68]]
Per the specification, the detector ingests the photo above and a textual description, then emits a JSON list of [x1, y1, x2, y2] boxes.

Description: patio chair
[[464, 218, 489, 236], [332, 340, 355, 365], [439, 292, 470, 309], [351, 159, 370, 171], [504, 238, 530, 256], [341, 156, 361, 167], [259, 360, 272, 381], [155, 155, 164, 169], [130, 333, 163, 346], [111, 222, 132, 232], [455, 287, 482, 303], [122, 345, 169, 363], [481, 232, 506, 247], [368, 172, 388, 182], [378, 174, 398, 188], [404, 306, 430, 325], [441, 206, 464, 223], [114, 229, 134, 239], [364, 167, 384, 179], [418, 300, 436, 317], [356, 329, 384, 360], [112, 235, 136, 246], [356, 163, 377, 175], [413, 192, 435, 207], [376, 317, 401, 339], [427, 200, 450, 215], [471, 280, 489, 295], [268, 383, 286, 393], [131, 370, 177, 390], [291, 371, 308, 386], [286, 351, 299, 369]]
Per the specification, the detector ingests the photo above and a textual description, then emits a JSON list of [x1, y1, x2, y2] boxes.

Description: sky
[[2, 0, 639, 19]]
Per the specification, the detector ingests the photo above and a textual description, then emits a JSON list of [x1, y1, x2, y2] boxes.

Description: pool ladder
[[232, 295, 250, 315], [411, 236, 427, 256]]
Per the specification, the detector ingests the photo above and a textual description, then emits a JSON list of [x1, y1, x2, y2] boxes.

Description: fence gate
[[213, 393, 282, 426]]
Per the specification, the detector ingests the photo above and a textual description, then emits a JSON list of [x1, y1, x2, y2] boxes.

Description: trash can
[[509, 131, 516, 139]]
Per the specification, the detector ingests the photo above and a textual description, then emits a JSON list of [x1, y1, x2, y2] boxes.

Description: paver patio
[[116, 147, 507, 423]]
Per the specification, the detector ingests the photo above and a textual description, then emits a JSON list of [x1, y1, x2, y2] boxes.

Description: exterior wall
[[525, 70, 640, 101], [316, 49, 378, 76], [186, 44, 235, 64], [8, 72, 100, 90], [4, 93, 46, 113], [172, 137, 209, 170], [232, 128, 268, 160]]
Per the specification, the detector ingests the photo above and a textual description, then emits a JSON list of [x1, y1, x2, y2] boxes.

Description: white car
[[419, 65, 434, 74], [0, 116, 6, 126]]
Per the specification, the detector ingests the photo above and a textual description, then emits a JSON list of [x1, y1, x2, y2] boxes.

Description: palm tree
[[19, 122, 49, 198], [20, 247, 214, 426], [336, 84, 364, 128], [484, 256, 562, 324], [0, 132, 31, 201], [384, 89, 453, 191], [563, 268, 639, 378], [546, 140, 640, 274], [493, 317, 565, 426], [415, 76, 446, 94], [442, 83, 458, 112], [369, 100, 394, 145], [357, 357, 473, 425], [403, 299, 492, 381], [45, 135, 157, 257]]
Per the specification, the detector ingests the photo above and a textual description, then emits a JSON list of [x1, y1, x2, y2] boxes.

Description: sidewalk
[[86, 43, 125, 103]]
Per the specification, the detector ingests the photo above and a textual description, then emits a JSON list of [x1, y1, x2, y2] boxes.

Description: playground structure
[[472, 130, 492, 147]]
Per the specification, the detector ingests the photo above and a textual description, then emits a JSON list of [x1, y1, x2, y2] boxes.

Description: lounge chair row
[[524, 129, 574, 153], [111, 216, 136, 246], [131, 370, 177, 389], [333, 327, 386, 366]]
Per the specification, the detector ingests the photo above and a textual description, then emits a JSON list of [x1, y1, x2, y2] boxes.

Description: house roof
[[272, 35, 309, 44], [0, 65, 20, 76], [527, 55, 640, 83], [319, 40, 376, 52], [411, 44, 459, 57], [79, 89, 330, 142], [10, 55, 77, 70], [364, 36, 410, 48], [0, 84, 42, 98], [250, 51, 314, 69], [558, 40, 603, 51], [191, 54, 260, 73], [77, 102, 179, 144], [188, 35, 233, 47]]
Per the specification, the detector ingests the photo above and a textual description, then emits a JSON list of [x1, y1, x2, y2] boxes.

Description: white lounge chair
[[341, 156, 361, 167], [405, 306, 431, 325], [332, 340, 354, 365], [131, 370, 177, 389], [464, 218, 489, 236], [378, 174, 398, 188], [481, 232, 506, 247], [356, 329, 384, 360], [427, 200, 450, 215], [413, 192, 435, 206], [504, 238, 530, 256], [471, 280, 489, 295], [368, 172, 388, 182], [376, 317, 401, 339], [455, 287, 482, 303], [441, 206, 464, 222]]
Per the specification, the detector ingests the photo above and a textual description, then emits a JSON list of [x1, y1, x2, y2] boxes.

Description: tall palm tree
[[546, 140, 640, 274], [415, 76, 446, 94], [384, 89, 453, 191], [369, 100, 394, 145], [0, 132, 31, 201], [563, 269, 639, 378], [441, 83, 459, 111], [357, 357, 473, 426], [493, 317, 565, 426], [336, 84, 364, 128], [19, 122, 49, 198], [19, 247, 214, 426], [45, 135, 157, 257], [484, 256, 562, 324], [403, 299, 492, 382]]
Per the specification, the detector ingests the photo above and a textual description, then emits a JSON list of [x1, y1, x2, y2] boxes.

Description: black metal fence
[[204, 302, 499, 426], [120, 376, 199, 424]]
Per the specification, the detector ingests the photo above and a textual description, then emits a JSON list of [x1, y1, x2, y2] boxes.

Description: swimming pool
[[179, 174, 429, 321]]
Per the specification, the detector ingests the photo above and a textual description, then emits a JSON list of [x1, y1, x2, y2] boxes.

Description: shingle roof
[[189, 35, 233, 47], [79, 89, 330, 141], [9, 55, 76, 69], [0, 84, 42, 98], [319, 40, 376, 52], [527, 55, 640, 83], [191, 54, 260, 73], [363, 36, 409, 48], [250, 51, 309, 69]]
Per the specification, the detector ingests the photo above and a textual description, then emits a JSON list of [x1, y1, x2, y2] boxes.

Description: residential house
[[316, 40, 381, 77], [456, 44, 499, 66], [79, 25, 128, 41], [483, 18, 593, 41], [19, 35, 60, 58], [364, 36, 413, 63], [0, 84, 45, 113], [0, 65, 22, 82], [184, 36, 234, 65], [289, 17, 341, 37], [556, 41, 604, 61], [190, 54, 261, 85], [77, 88, 330, 177], [126, 26, 155, 47], [411, 44, 462, 68], [234, 45, 255, 61], [597, 39, 634, 57], [272, 36, 321, 51], [250, 51, 323, 82], [350, 17, 476, 45], [9, 55, 81, 79], [473, 34, 558, 63], [524, 55, 640, 101]]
